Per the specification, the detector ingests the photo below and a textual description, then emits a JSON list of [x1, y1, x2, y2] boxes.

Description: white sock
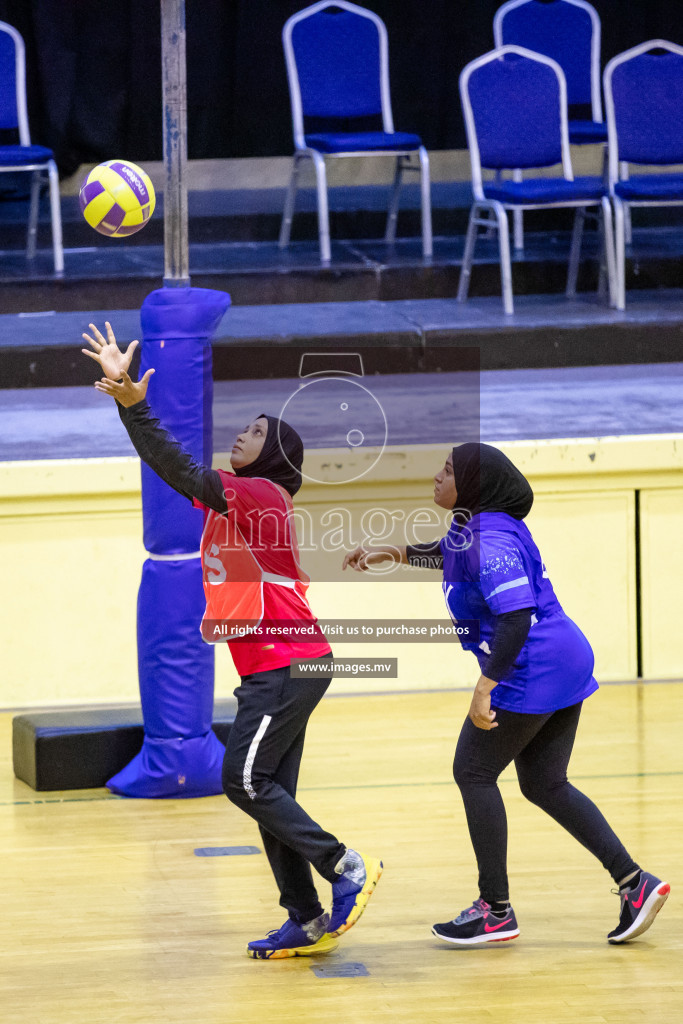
[[301, 911, 329, 942], [334, 848, 365, 885], [618, 870, 641, 892]]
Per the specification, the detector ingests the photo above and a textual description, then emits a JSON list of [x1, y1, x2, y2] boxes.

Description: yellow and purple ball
[[79, 159, 156, 237]]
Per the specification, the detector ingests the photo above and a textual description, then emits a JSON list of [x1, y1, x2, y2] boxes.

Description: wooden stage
[[2, 682, 680, 1024]]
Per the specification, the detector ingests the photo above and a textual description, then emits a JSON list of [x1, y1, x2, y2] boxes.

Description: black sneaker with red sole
[[608, 871, 670, 944], [432, 898, 520, 946]]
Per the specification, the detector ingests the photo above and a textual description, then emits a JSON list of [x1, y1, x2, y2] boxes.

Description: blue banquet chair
[[0, 20, 63, 273], [603, 39, 683, 311], [279, 0, 432, 264], [494, 0, 606, 251], [458, 45, 615, 315]]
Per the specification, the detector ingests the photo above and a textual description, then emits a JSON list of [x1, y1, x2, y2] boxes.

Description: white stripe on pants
[[243, 714, 272, 800]]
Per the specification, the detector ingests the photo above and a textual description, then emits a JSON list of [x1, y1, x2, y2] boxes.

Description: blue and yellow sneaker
[[247, 912, 338, 960], [608, 871, 670, 944], [328, 849, 384, 938], [432, 899, 520, 946]]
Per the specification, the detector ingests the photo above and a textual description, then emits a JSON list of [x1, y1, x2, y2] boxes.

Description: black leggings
[[453, 702, 639, 903]]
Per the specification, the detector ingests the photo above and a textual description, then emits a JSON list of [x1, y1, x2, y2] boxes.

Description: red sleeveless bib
[[196, 472, 331, 674]]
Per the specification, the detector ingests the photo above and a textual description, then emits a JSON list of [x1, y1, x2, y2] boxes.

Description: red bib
[[196, 472, 331, 675]]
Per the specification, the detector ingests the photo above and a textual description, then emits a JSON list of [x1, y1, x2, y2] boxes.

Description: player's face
[[433, 454, 457, 509], [230, 417, 268, 468]]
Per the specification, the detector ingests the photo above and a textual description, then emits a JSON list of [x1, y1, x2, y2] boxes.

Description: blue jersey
[[441, 511, 598, 714]]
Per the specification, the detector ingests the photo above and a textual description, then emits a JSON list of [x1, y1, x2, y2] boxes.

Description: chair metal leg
[[384, 156, 403, 245], [512, 170, 523, 251], [596, 205, 607, 299], [600, 195, 617, 308], [484, 175, 502, 238], [418, 146, 433, 260], [311, 150, 331, 264], [278, 155, 301, 250], [27, 170, 41, 260], [612, 196, 626, 310], [513, 209, 524, 251], [47, 160, 64, 274], [566, 207, 585, 298], [457, 204, 480, 303], [495, 202, 514, 315], [619, 161, 632, 245]]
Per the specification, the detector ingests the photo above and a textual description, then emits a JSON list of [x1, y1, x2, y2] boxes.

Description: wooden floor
[[2, 683, 681, 1024]]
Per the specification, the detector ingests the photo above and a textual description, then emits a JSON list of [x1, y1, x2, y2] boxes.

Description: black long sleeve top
[[119, 399, 228, 513]]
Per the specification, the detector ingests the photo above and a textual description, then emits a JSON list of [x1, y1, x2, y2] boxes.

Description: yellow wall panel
[[523, 490, 637, 681], [640, 488, 683, 679], [0, 509, 143, 706], [0, 436, 680, 708]]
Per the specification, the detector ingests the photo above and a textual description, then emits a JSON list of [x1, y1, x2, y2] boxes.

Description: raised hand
[[81, 321, 139, 381], [93, 368, 155, 408]]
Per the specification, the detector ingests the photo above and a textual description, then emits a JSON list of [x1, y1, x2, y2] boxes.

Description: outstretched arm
[[84, 322, 227, 513], [342, 545, 408, 571], [116, 395, 228, 512], [343, 539, 445, 572], [406, 540, 444, 570]]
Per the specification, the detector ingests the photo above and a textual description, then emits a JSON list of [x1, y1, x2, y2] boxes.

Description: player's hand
[[342, 546, 394, 572], [94, 368, 155, 408], [468, 679, 499, 730], [82, 321, 139, 381]]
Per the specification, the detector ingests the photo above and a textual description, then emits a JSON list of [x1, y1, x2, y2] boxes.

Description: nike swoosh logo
[[484, 917, 511, 932], [632, 882, 648, 909]]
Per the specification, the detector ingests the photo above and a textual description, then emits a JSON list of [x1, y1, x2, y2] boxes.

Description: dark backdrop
[[0, 0, 677, 175]]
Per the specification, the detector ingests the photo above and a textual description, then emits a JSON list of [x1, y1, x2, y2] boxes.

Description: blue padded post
[[107, 287, 231, 798]]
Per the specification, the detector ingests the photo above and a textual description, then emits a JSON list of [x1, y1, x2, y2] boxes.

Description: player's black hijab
[[451, 442, 533, 520], [233, 414, 304, 497]]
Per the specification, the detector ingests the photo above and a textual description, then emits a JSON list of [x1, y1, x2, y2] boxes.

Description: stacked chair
[[493, 0, 606, 251], [603, 40, 683, 310], [0, 20, 63, 273], [457, 45, 615, 315], [458, 5, 682, 313]]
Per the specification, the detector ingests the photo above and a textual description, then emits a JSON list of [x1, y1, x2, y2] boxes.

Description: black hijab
[[233, 414, 304, 497], [451, 442, 533, 520]]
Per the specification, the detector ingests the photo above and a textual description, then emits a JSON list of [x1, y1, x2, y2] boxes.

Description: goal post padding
[[107, 286, 231, 798]]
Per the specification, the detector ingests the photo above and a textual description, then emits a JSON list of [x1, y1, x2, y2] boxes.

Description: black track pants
[[222, 658, 345, 923]]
